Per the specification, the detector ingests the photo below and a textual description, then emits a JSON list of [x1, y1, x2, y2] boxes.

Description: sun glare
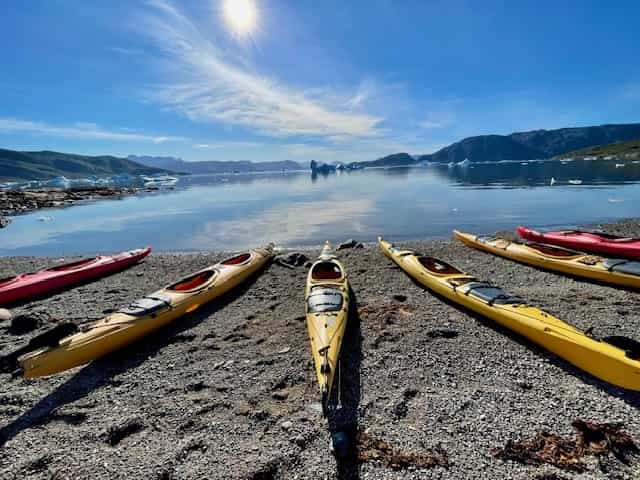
[[223, 0, 257, 36]]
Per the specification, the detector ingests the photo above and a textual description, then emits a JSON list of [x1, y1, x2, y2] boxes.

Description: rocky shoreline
[[0, 186, 164, 228], [0, 220, 639, 479]]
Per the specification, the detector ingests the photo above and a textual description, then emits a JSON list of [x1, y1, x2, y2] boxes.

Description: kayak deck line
[[379, 236, 640, 391]]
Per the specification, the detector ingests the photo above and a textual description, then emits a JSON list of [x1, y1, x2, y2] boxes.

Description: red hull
[[0, 247, 151, 306], [517, 226, 640, 259]]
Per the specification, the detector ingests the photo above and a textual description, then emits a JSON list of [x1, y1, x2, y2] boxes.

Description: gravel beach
[[1, 221, 639, 479]]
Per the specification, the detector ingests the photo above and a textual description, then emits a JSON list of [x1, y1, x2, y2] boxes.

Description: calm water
[[2, 159, 640, 256]]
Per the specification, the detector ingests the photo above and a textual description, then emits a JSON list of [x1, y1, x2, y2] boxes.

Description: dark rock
[[338, 239, 358, 250], [272, 389, 289, 400], [185, 381, 207, 392], [392, 294, 408, 302], [103, 418, 144, 446], [426, 329, 459, 339], [9, 313, 45, 335], [275, 252, 309, 268]]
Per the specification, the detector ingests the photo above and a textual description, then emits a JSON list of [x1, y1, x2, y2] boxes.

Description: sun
[[223, 0, 257, 36]]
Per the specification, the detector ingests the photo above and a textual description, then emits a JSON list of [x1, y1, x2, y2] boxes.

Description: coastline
[[0, 220, 639, 478], [0, 186, 168, 229]]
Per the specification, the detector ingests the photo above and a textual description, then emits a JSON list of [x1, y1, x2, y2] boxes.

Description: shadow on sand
[[397, 264, 640, 412], [328, 285, 362, 480], [0, 268, 269, 448]]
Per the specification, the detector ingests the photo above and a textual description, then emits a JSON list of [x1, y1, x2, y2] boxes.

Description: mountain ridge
[[0, 149, 171, 182], [418, 122, 640, 164], [129, 155, 303, 174]]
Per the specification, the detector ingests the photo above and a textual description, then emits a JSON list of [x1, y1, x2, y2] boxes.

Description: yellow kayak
[[305, 242, 349, 414], [454, 230, 640, 290], [14, 246, 274, 378], [379, 237, 640, 391]]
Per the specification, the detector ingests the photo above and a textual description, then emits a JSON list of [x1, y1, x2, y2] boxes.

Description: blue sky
[[1, 0, 639, 163]]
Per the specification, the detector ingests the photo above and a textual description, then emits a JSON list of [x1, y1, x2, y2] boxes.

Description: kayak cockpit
[[45, 258, 98, 272], [167, 270, 217, 292], [0, 276, 18, 287], [220, 253, 252, 266], [526, 242, 579, 258], [418, 256, 462, 275], [311, 261, 343, 281]]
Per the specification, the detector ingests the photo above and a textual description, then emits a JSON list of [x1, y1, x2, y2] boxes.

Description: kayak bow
[[379, 237, 640, 391]]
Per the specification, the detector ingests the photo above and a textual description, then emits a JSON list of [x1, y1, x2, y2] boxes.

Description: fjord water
[[2, 159, 640, 256]]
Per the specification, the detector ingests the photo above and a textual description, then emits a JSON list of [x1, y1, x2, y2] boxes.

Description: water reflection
[[2, 159, 640, 255]]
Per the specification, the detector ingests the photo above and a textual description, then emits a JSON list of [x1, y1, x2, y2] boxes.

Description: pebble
[[0, 308, 12, 322]]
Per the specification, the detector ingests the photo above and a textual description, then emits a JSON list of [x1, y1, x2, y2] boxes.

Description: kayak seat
[[312, 262, 343, 280], [603, 259, 640, 277], [221, 253, 251, 266], [168, 271, 216, 291], [418, 256, 463, 275], [308, 286, 343, 313], [603, 336, 640, 360], [119, 294, 172, 316], [464, 282, 525, 306]]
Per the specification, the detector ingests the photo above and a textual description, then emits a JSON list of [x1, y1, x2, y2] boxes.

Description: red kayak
[[0, 247, 151, 306], [517, 226, 640, 259]]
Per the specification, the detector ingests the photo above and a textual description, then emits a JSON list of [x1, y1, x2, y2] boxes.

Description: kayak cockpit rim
[[523, 242, 582, 258], [310, 260, 344, 281], [417, 256, 463, 276], [563, 230, 635, 242], [220, 252, 253, 266], [44, 257, 99, 272], [167, 270, 217, 292], [0, 275, 20, 287]]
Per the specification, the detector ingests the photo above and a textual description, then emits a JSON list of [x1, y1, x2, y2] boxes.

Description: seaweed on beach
[[490, 420, 639, 472], [357, 430, 449, 470]]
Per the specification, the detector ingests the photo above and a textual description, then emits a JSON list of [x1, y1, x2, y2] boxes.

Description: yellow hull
[[20, 247, 274, 378], [379, 238, 640, 391], [305, 243, 349, 411], [454, 230, 640, 290]]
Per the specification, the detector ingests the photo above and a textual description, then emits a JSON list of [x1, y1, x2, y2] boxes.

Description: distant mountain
[[0, 149, 171, 182], [129, 155, 303, 174], [418, 123, 640, 163], [349, 152, 415, 168], [556, 138, 640, 159]]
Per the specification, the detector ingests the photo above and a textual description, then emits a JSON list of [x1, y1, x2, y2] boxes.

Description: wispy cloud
[[0, 118, 186, 143], [139, 0, 383, 140]]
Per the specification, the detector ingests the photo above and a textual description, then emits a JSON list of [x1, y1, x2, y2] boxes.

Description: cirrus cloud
[[139, 0, 384, 140], [0, 117, 186, 144]]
